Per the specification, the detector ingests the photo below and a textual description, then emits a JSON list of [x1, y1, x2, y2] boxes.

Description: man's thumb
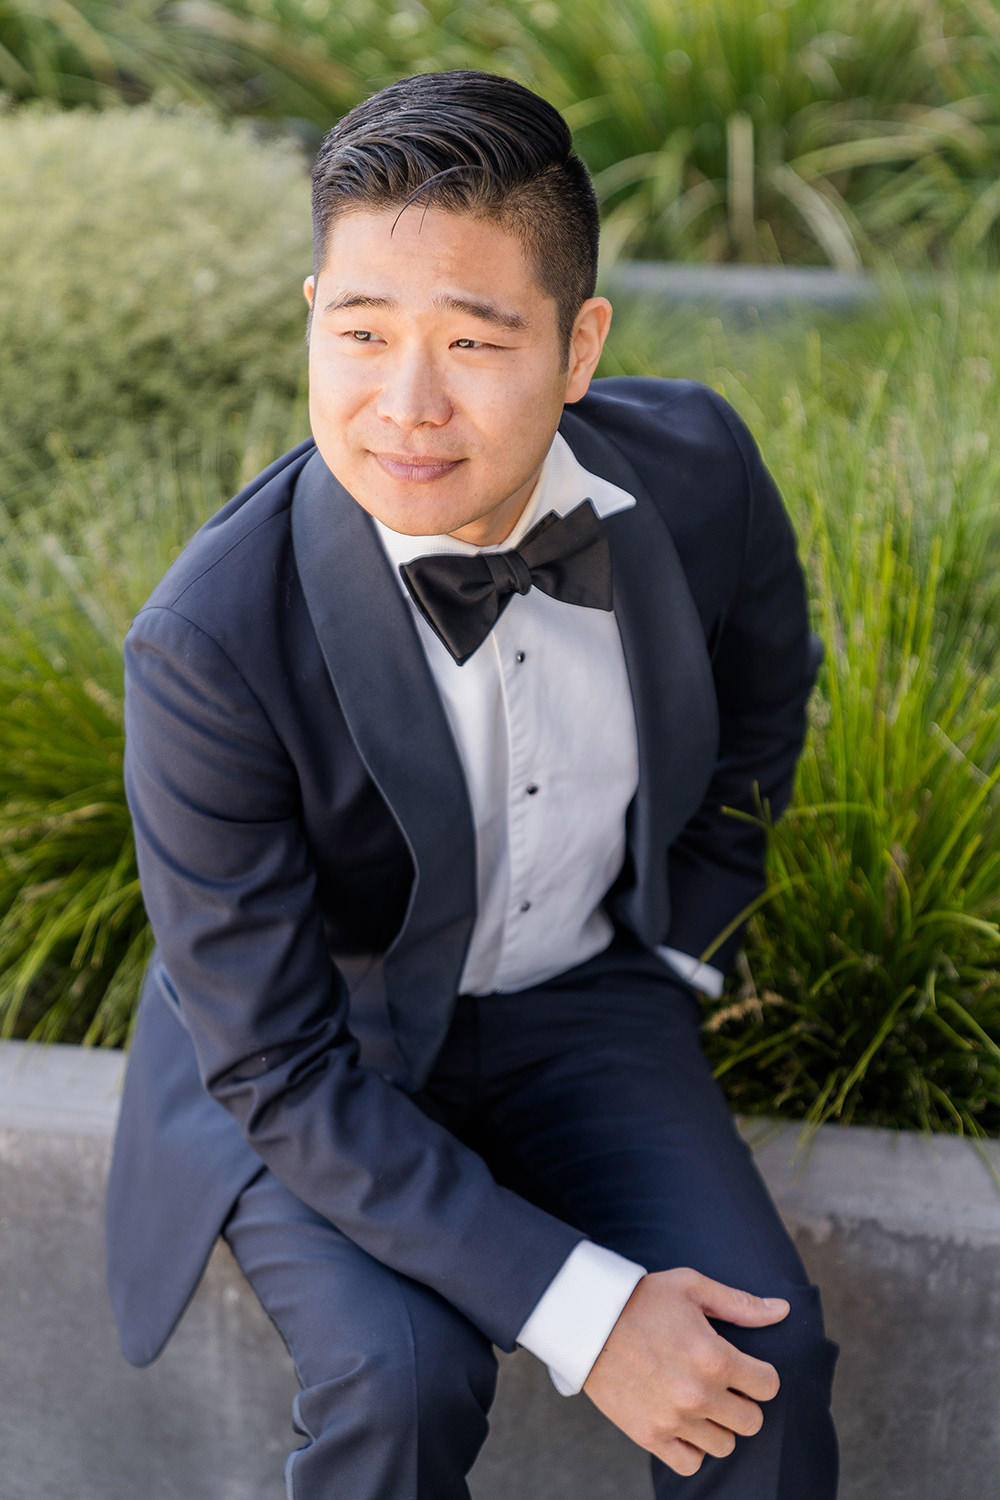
[[695, 1276, 790, 1328]]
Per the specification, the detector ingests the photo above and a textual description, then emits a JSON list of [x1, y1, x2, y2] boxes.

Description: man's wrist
[[516, 1240, 647, 1396], [656, 946, 725, 999]]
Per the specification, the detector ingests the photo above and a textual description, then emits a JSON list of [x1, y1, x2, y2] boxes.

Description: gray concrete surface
[[604, 260, 879, 312], [3, 1040, 1000, 1500]]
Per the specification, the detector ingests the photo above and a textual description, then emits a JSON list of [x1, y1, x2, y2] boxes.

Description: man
[[107, 70, 838, 1499]]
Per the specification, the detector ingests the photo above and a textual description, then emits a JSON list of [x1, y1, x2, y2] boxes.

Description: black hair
[[311, 71, 599, 350]]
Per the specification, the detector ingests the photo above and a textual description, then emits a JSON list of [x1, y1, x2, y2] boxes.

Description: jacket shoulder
[[572, 377, 759, 483], [138, 437, 316, 626]]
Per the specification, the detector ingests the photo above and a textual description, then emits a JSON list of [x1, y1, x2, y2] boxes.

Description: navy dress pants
[[223, 940, 839, 1499]]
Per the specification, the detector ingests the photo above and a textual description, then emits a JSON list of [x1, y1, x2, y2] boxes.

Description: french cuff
[[515, 1240, 646, 1397], [656, 945, 725, 1000]]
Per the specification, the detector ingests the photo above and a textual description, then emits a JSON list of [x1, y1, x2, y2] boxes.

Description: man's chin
[[351, 488, 473, 540]]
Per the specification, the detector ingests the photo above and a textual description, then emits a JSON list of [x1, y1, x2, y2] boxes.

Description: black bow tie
[[399, 500, 613, 665]]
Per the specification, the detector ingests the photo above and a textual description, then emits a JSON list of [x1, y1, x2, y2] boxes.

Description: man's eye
[[454, 338, 488, 350], [349, 330, 374, 342]]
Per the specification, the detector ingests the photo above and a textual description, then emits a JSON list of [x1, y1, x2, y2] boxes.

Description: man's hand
[[582, 1268, 788, 1476]]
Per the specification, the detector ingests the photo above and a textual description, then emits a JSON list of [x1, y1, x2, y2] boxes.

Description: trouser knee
[[287, 1281, 498, 1500]]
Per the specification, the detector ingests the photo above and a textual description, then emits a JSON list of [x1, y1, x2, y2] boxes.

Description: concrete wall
[[3, 1040, 1000, 1500]]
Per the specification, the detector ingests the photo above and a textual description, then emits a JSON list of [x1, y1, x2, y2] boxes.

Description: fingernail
[[762, 1298, 788, 1309]]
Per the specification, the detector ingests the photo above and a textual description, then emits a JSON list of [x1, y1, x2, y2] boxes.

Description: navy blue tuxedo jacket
[[106, 378, 817, 1368]]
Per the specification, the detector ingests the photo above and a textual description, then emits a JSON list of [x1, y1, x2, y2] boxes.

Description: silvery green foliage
[[0, 105, 311, 472]]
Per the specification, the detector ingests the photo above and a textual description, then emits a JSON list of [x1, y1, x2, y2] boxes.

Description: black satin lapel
[[291, 449, 476, 1085], [558, 409, 720, 942]]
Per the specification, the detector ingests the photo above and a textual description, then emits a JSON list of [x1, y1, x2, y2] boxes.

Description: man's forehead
[[317, 205, 551, 301]]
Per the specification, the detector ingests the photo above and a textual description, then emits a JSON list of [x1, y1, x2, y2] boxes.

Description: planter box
[[2, 1039, 999, 1500], [606, 260, 877, 312]]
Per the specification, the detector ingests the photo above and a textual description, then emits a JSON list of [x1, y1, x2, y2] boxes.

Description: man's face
[[304, 206, 611, 546]]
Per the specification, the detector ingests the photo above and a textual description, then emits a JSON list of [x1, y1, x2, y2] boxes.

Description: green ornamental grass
[[611, 286, 1000, 1136], [0, 395, 305, 1046], [158, 0, 1000, 266], [0, 0, 207, 107], [6, 1, 1000, 265]]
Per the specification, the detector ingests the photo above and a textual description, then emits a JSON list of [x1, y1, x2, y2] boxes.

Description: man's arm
[[662, 389, 819, 974], [123, 604, 583, 1350]]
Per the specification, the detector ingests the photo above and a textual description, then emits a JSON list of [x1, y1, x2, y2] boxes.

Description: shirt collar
[[373, 430, 637, 576]]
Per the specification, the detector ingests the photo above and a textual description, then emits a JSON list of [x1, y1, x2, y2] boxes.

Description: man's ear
[[564, 297, 613, 404], [304, 274, 315, 343]]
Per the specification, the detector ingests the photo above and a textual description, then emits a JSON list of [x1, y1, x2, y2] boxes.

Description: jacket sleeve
[[123, 605, 582, 1350], [662, 391, 820, 973]]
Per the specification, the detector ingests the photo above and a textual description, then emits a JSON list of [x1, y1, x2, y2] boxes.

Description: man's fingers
[[657, 1438, 706, 1478], [722, 1342, 782, 1403], [707, 1388, 766, 1439], [681, 1417, 737, 1460]]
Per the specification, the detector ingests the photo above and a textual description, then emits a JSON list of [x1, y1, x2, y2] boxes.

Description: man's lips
[[373, 453, 463, 482]]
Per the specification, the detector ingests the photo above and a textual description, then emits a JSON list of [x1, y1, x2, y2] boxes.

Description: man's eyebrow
[[321, 290, 529, 332], [433, 293, 529, 331], [322, 292, 396, 314]]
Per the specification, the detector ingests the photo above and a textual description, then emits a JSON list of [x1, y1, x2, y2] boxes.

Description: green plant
[[0, 397, 304, 1046], [157, 0, 1000, 267], [0, 104, 311, 478], [0, 0, 208, 106], [605, 280, 1000, 1134], [711, 521, 1000, 1137]]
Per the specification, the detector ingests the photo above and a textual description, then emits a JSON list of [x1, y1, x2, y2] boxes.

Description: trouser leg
[[447, 941, 839, 1500], [222, 1166, 498, 1500]]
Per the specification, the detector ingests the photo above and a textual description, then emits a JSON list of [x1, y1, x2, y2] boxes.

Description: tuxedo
[[106, 378, 830, 1485]]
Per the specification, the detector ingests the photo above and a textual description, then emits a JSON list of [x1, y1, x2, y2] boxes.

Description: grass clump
[[158, 0, 1000, 268], [7, 1, 1000, 267], [606, 282, 1000, 1135], [0, 105, 311, 480], [0, 0, 209, 107], [0, 399, 304, 1046]]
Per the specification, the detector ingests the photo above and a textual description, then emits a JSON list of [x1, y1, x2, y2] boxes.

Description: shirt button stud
[[526, 783, 539, 795], [515, 651, 526, 664], [520, 901, 531, 913]]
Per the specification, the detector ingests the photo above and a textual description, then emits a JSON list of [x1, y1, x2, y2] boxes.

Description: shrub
[[608, 281, 1000, 1134], [0, 105, 311, 475]]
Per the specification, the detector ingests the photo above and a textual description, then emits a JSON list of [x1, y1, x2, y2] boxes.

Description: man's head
[[304, 72, 611, 545], [311, 70, 600, 353]]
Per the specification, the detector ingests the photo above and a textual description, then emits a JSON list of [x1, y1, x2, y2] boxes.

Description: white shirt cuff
[[656, 946, 725, 1000], [515, 1240, 646, 1396]]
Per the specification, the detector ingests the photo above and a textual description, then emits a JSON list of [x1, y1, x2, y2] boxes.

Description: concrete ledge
[[3, 1040, 1000, 1500], [604, 260, 879, 312]]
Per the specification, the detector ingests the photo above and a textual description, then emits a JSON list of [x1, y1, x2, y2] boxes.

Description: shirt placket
[[494, 610, 541, 986]]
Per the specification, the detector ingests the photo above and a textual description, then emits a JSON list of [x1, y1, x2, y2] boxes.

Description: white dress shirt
[[374, 432, 721, 1394]]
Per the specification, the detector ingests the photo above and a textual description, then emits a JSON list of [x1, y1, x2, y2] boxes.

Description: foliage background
[[7, 0, 1000, 267], [1, 4, 998, 1135]]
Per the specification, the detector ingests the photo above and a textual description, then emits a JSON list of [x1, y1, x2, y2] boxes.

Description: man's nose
[[376, 350, 452, 429]]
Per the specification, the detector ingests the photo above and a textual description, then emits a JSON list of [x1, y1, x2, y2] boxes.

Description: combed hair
[[311, 71, 599, 349]]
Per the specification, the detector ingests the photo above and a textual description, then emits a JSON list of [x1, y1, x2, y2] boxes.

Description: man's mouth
[[373, 453, 463, 483]]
